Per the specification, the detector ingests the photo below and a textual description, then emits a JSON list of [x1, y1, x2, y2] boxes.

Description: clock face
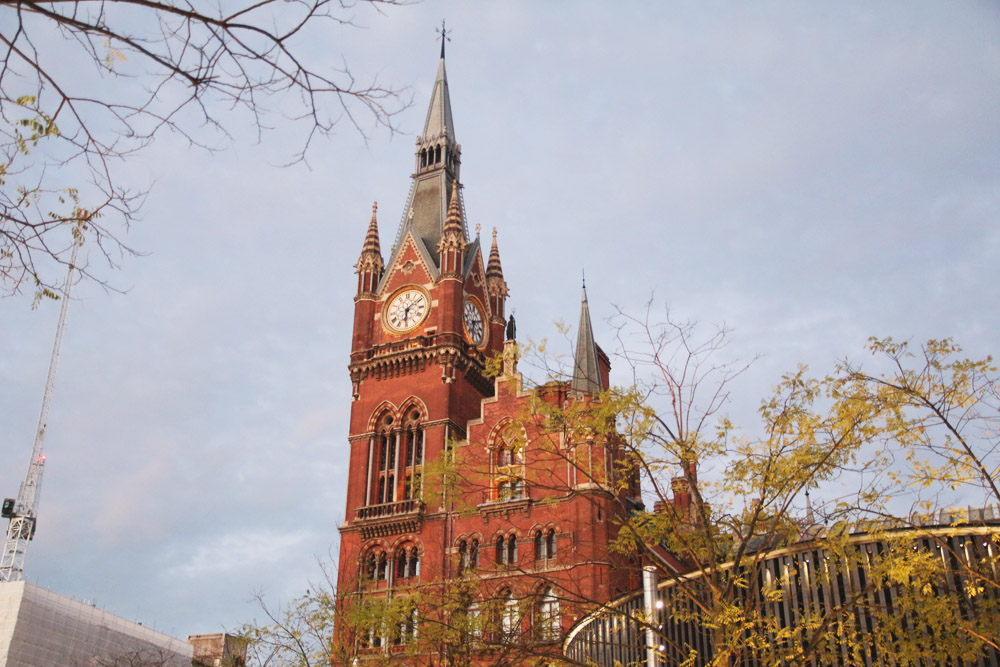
[[385, 289, 429, 333], [463, 299, 485, 346]]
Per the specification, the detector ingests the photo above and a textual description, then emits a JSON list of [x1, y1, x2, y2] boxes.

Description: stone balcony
[[354, 498, 423, 539]]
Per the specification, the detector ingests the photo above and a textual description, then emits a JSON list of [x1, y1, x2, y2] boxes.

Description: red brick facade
[[335, 52, 641, 664]]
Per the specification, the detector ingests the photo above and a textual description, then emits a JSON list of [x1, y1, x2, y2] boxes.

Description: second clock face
[[464, 299, 485, 346], [385, 289, 429, 333]]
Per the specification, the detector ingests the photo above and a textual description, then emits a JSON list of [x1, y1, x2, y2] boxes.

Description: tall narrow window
[[507, 533, 518, 565], [377, 552, 387, 582], [403, 410, 423, 500], [458, 540, 468, 574], [537, 587, 560, 640], [408, 547, 420, 578], [371, 415, 395, 506], [496, 535, 505, 565], [501, 590, 519, 640], [470, 539, 479, 569]]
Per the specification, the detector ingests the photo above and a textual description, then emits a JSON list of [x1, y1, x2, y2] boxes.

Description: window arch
[[535, 528, 557, 563], [458, 537, 480, 574], [496, 532, 518, 567], [369, 412, 396, 506], [362, 545, 390, 585], [395, 544, 420, 581]]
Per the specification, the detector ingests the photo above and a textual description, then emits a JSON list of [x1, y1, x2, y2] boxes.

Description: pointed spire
[[383, 45, 463, 281], [363, 202, 382, 255], [423, 45, 455, 142], [571, 280, 603, 394], [355, 202, 384, 297], [436, 183, 466, 276], [487, 228, 504, 280], [442, 183, 464, 238], [487, 227, 509, 322]]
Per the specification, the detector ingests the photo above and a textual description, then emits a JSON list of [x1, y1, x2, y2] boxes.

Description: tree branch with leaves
[[1, 0, 409, 298]]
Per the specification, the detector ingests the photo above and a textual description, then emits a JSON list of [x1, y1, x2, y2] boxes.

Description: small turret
[[436, 183, 466, 277], [486, 227, 509, 323], [355, 202, 383, 298]]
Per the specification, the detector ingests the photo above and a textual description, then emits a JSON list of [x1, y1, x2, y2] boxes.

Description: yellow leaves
[[102, 39, 127, 71]]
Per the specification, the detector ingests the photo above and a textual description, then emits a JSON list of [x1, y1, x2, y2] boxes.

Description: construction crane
[[0, 243, 80, 582]]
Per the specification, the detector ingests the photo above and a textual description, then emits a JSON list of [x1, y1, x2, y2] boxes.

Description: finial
[[372, 201, 378, 215], [582, 268, 586, 289], [475, 223, 481, 237], [492, 227, 497, 241], [436, 20, 452, 59]]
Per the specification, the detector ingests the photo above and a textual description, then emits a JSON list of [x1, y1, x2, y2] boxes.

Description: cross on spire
[[436, 19, 452, 59]]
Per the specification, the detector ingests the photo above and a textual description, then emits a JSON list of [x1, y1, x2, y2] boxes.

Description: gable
[[379, 232, 436, 295]]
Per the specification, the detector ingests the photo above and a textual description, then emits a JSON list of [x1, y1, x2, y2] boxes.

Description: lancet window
[[534, 528, 557, 564], [457, 537, 480, 574], [496, 532, 518, 567], [366, 407, 425, 507], [395, 544, 420, 581]]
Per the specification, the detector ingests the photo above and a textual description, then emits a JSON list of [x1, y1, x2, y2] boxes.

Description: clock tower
[[337, 47, 641, 663]]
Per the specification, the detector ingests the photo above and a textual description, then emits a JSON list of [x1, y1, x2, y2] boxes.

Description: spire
[[362, 202, 382, 256], [355, 202, 383, 297], [423, 43, 455, 143], [486, 227, 509, 322], [486, 228, 504, 281], [382, 44, 463, 283], [442, 183, 464, 238], [437, 183, 466, 276], [571, 281, 603, 394]]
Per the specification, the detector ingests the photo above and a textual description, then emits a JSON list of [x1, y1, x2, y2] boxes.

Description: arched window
[[536, 587, 561, 641], [403, 409, 424, 500], [506, 533, 518, 565], [370, 414, 395, 506], [458, 539, 468, 574], [470, 538, 479, 569], [496, 535, 505, 565], [546, 529, 557, 560], [434, 145, 441, 163], [420, 148, 427, 167], [534, 530, 544, 561], [366, 552, 377, 581]]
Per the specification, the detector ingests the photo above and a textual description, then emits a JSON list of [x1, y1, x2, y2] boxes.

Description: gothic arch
[[397, 396, 429, 423], [486, 418, 526, 451], [367, 401, 399, 432]]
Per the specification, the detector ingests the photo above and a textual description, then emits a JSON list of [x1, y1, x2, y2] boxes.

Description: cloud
[[161, 528, 314, 580]]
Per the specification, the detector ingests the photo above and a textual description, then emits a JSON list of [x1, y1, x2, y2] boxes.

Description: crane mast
[[0, 244, 80, 582]]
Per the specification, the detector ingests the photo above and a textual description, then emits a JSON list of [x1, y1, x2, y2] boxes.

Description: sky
[[1, 0, 998, 640]]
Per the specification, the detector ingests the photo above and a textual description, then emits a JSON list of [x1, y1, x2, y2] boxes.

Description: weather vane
[[436, 19, 452, 58]]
